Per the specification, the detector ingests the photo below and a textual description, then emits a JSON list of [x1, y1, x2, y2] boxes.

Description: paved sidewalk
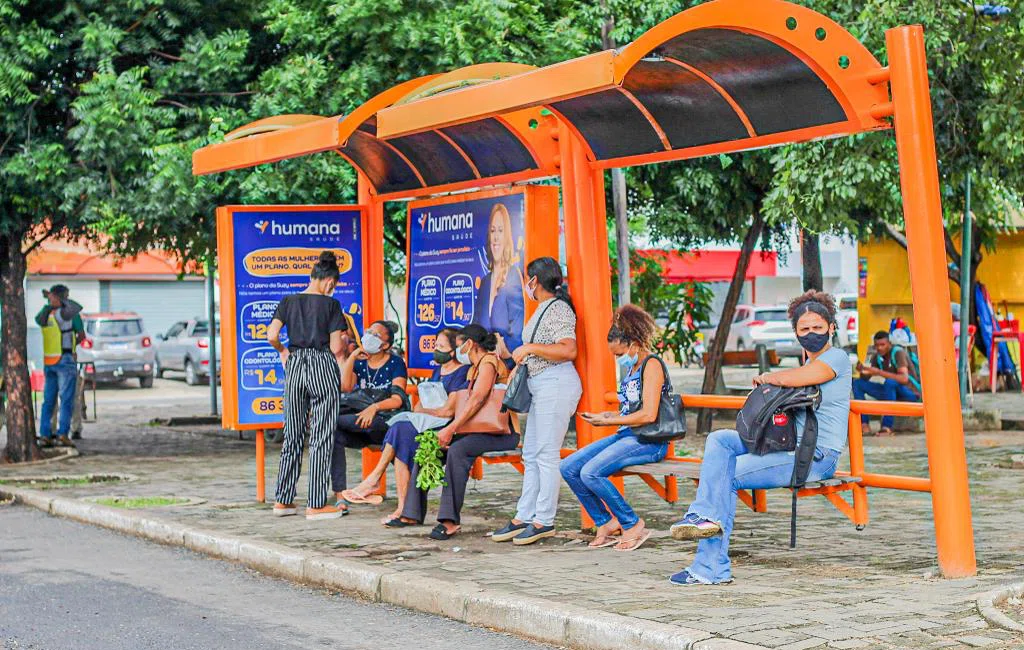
[[2, 392, 1024, 650]]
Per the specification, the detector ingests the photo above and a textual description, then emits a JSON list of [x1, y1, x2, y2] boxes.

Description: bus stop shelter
[[193, 0, 976, 578]]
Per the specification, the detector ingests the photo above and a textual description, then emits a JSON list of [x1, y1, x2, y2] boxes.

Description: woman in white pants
[[492, 256, 581, 545]]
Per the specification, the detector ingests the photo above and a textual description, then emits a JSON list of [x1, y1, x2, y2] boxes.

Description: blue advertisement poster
[[226, 207, 363, 427], [407, 191, 526, 372]]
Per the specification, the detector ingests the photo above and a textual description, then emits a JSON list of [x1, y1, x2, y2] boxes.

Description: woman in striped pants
[[267, 251, 349, 520]]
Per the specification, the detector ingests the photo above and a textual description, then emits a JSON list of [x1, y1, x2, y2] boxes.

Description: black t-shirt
[[272, 294, 347, 351]]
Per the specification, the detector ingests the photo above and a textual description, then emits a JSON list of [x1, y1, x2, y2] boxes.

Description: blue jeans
[[852, 378, 919, 429], [684, 429, 841, 584], [39, 354, 78, 439], [560, 429, 668, 530]]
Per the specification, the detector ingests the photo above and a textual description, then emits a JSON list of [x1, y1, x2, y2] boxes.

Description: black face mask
[[798, 331, 830, 353], [433, 350, 453, 365]]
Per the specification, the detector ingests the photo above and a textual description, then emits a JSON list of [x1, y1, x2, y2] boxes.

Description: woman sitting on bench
[[398, 324, 519, 540], [343, 328, 470, 524], [560, 304, 669, 552], [669, 290, 851, 586]]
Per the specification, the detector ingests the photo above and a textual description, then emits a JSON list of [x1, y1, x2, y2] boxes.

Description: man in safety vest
[[34, 284, 84, 447]]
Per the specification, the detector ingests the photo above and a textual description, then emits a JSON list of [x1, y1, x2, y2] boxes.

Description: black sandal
[[384, 517, 416, 528], [429, 523, 459, 540]]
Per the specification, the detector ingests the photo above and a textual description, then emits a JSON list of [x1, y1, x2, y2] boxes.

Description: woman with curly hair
[[669, 290, 851, 586], [560, 304, 670, 552]]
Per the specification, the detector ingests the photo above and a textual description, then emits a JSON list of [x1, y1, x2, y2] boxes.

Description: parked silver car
[[77, 313, 156, 387], [154, 319, 221, 385], [703, 305, 803, 358], [835, 294, 859, 351]]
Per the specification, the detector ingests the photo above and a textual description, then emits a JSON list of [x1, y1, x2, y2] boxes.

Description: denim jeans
[[560, 429, 668, 530], [684, 429, 841, 584], [852, 378, 919, 428], [39, 354, 78, 439], [515, 362, 582, 526]]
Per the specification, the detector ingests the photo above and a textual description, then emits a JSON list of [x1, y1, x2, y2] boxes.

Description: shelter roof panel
[[388, 130, 478, 187], [439, 119, 538, 179]]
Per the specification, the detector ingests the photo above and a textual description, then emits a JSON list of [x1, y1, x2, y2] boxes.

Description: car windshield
[[193, 320, 220, 336], [754, 309, 788, 322], [89, 319, 142, 337]]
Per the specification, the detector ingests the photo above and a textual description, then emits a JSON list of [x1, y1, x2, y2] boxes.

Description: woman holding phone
[[560, 305, 668, 551], [267, 251, 349, 520]]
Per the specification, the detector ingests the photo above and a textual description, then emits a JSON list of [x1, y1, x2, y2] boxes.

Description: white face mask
[[456, 343, 471, 366], [526, 278, 538, 301], [363, 332, 384, 354]]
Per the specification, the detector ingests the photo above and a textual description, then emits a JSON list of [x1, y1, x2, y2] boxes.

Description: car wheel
[[139, 375, 154, 388], [153, 358, 164, 378], [184, 360, 199, 386]]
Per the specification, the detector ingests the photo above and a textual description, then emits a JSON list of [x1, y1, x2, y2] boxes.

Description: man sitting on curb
[[854, 330, 921, 436]]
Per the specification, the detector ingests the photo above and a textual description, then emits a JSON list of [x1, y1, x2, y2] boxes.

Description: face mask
[[526, 278, 538, 301], [456, 344, 471, 366], [798, 331, 830, 353], [363, 332, 384, 354], [617, 352, 638, 376], [433, 350, 453, 365]]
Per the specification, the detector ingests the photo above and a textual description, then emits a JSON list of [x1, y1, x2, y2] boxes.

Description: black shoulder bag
[[633, 356, 687, 444], [501, 299, 561, 414]]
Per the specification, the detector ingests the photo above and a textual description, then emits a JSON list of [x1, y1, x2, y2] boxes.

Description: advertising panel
[[216, 205, 364, 429], [406, 186, 559, 374]]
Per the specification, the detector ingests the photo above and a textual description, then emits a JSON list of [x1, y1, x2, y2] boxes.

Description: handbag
[[453, 355, 513, 434], [632, 356, 687, 444], [501, 298, 561, 414]]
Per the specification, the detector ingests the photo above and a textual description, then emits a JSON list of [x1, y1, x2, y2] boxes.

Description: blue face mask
[[617, 353, 638, 376]]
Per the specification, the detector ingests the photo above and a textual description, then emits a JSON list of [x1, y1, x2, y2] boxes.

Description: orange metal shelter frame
[[193, 0, 975, 577]]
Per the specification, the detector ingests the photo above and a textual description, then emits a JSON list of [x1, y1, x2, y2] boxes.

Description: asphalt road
[[0, 506, 552, 650]]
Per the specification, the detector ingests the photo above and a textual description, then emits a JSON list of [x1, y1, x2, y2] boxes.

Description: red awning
[[638, 250, 777, 283]]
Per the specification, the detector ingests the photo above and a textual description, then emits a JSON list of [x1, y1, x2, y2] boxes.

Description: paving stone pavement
[[2, 388, 1023, 650]]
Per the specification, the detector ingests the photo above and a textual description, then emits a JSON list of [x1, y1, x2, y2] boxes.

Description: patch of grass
[[0, 475, 123, 489], [93, 496, 188, 509]]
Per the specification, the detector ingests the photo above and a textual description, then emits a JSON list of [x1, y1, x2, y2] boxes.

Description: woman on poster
[[473, 203, 525, 355]]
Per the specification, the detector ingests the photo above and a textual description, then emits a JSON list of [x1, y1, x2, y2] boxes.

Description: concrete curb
[[2, 486, 726, 650], [976, 581, 1024, 633]]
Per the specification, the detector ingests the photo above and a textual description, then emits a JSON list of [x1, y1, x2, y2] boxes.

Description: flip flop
[[613, 529, 652, 552], [383, 517, 416, 528], [588, 535, 621, 549], [341, 489, 384, 505], [429, 523, 460, 540]]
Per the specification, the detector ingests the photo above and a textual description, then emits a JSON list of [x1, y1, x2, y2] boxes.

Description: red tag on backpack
[[773, 412, 789, 426]]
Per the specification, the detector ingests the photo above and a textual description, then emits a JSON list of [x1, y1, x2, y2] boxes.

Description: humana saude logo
[[420, 210, 473, 233], [255, 220, 342, 236]]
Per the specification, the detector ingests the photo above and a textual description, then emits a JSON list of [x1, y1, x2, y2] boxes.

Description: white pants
[[514, 362, 583, 526]]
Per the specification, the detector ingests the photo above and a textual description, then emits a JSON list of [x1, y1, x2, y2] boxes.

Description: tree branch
[[156, 98, 191, 110], [170, 90, 257, 97], [126, 7, 158, 33], [21, 218, 64, 256], [883, 223, 908, 249], [151, 49, 184, 62]]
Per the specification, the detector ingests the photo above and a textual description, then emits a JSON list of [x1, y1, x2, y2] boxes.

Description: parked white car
[[835, 294, 859, 351], [702, 305, 802, 358]]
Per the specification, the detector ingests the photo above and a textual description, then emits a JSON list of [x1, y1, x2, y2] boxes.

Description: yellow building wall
[[856, 233, 1024, 361]]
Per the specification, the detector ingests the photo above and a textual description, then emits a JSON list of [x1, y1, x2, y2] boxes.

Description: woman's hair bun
[[319, 251, 337, 264], [311, 250, 341, 280]]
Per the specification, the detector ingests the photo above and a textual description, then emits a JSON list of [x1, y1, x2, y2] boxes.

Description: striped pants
[[275, 348, 341, 510]]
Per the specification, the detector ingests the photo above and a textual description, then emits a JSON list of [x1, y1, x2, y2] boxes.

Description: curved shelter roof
[[193, 0, 892, 196]]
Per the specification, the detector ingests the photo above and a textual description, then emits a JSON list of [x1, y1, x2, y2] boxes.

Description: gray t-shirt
[[796, 346, 852, 452]]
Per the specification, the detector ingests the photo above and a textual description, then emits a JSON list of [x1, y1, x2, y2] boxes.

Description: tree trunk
[[598, 1, 630, 306], [611, 170, 630, 305], [800, 229, 823, 292], [697, 211, 766, 434], [1, 233, 40, 463]]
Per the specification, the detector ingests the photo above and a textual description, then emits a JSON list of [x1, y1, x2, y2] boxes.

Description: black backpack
[[736, 384, 821, 488]]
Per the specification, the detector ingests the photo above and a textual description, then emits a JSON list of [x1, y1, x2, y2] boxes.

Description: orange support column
[[559, 125, 616, 448], [887, 25, 976, 577], [559, 125, 618, 526], [358, 172, 388, 497], [256, 429, 266, 503]]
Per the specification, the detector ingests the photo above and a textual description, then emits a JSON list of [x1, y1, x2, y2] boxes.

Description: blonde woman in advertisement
[[473, 203, 525, 356]]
